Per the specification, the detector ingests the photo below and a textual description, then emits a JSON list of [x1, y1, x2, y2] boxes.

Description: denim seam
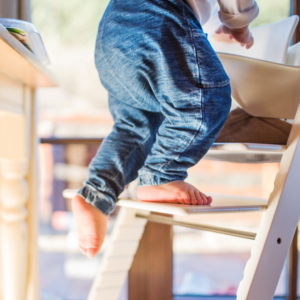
[[77, 187, 111, 215], [201, 80, 230, 88], [149, 4, 203, 181], [108, 114, 159, 185], [184, 6, 200, 88], [189, 28, 230, 89]]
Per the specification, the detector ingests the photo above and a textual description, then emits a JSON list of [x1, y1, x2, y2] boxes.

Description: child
[[72, 0, 259, 258]]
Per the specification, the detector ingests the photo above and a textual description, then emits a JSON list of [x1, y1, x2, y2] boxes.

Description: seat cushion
[[215, 107, 292, 145]]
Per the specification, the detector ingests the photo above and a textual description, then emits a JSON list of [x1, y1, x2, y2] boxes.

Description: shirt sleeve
[[217, 0, 259, 29]]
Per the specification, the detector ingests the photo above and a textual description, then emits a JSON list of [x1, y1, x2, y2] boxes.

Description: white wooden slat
[[89, 287, 122, 300], [209, 143, 286, 154], [117, 193, 267, 216], [100, 256, 134, 272], [108, 241, 140, 256], [93, 271, 128, 287], [113, 226, 146, 241]]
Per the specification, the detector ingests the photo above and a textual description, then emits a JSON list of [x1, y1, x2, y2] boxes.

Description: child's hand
[[215, 25, 254, 49]]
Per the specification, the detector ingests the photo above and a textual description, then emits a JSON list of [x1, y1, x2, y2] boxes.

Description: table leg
[[0, 91, 38, 300], [0, 157, 29, 300], [128, 213, 173, 300]]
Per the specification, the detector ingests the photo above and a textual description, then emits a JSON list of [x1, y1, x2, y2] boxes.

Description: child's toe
[[86, 248, 97, 259], [195, 191, 203, 205], [189, 191, 197, 205], [201, 193, 209, 205], [207, 196, 213, 205], [181, 193, 191, 205]]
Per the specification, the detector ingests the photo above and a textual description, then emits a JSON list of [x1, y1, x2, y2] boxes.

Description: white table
[[0, 24, 56, 300]]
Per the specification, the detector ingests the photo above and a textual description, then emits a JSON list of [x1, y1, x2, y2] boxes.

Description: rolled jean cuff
[[77, 185, 115, 216], [138, 172, 179, 187]]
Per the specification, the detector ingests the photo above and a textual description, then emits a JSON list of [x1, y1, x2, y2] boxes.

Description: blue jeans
[[78, 0, 231, 215]]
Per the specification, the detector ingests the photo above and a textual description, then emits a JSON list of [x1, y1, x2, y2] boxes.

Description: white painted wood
[[24, 88, 40, 300], [63, 188, 267, 215], [117, 194, 267, 215], [136, 213, 257, 239], [287, 42, 300, 66], [217, 53, 300, 119], [205, 143, 286, 163], [208, 143, 286, 154], [63, 188, 78, 200], [0, 23, 55, 300], [236, 103, 300, 300], [0, 157, 29, 300], [87, 207, 149, 300]]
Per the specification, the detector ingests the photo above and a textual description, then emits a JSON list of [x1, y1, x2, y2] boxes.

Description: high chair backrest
[[287, 42, 300, 66], [212, 16, 299, 64], [217, 54, 300, 119]]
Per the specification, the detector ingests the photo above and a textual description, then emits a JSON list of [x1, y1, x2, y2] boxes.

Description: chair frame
[[85, 102, 300, 300]]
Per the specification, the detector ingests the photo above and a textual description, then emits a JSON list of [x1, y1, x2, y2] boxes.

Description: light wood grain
[[129, 213, 173, 300]]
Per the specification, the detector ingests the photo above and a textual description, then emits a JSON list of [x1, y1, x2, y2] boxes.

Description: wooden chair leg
[[129, 213, 173, 300], [287, 227, 298, 300]]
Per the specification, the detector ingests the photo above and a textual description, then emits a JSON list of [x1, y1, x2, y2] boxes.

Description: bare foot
[[137, 180, 212, 205], [72, 195, 107, 258]]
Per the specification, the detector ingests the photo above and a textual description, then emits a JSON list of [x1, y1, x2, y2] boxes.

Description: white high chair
[[64, 16, 300, 300]]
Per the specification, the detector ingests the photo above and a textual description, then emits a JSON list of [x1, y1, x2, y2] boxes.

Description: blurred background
[[30, 0, 295, 299]]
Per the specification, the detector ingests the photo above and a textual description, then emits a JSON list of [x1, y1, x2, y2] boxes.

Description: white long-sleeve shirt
[[186, 0, 259, 28]]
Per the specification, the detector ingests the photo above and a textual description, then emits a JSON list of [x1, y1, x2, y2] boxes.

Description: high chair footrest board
[[117, 194, 267, 216]]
